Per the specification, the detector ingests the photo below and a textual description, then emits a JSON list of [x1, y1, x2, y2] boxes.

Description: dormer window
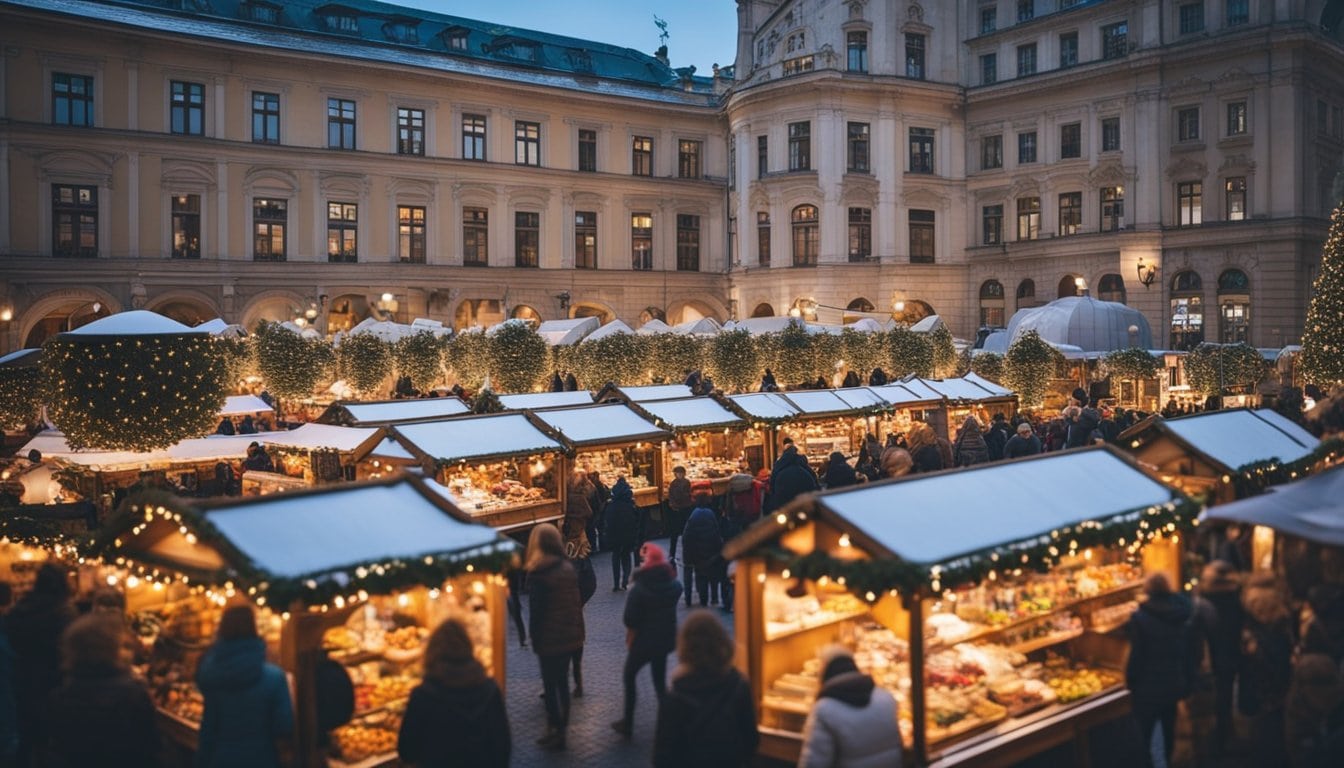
[[442, 26, 469, 50], [315, 4, 359, 33], [382, 19, 419, 44], [565, 49, 593, 73], [787, 32, 806, 53], [488, 36, 539, 62], [244, 0, 281, 24]]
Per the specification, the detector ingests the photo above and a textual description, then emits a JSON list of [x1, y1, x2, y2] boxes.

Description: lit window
[[463, 207, 488, 266], [1016, 197, 1040, 240], [575, 211, 597, 269], [52, 185, 98, 258], [171, 194, 200, 259], [397, 107, 424, 156], [252, 198, 286, 262], [847, 207, 872, 262], [632, 213, 653, 270], [791, 205, 818, 266], [1177, 181, 1203, 225], [1225, 177, 1247, 221], [632, 136, 653, 176], [398, 205, 426, 263], [326, 202, 358, 262]]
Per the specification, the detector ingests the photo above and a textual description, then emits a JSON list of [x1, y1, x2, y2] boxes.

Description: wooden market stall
[[916, 376, 1020, 433], [596, 383, 695, 403], [248, 424, 385, 495], [93, 476, 517, 768], [525, 402, 672, 507], [218, 394, 277, 431], [496, 391, 595, 410], [389, 413, 565, 531], [316, 397, 470, 427], [765, 388, 891, 469], [724, 446, 1193, 768], [628, 396, 751, 493], [726, 392, 803, 470], [867, 383, 948, 444]]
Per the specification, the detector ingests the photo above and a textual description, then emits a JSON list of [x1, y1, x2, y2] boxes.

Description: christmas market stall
[[596, 383, 695, 403], [315, 397, 470, 427], [389, 414, 565, 531], [917, 376, 1020, 433], [93, 476, 516, 768], [526, 402, 672, 507], [497, 391, 595, 410], [630, 396, 751, 492], [767, 388, 891, 468], [867, 382, 948, 444], [247, 424, 385, 494], [726, 392, 802, 470], [724, 446, 1193, 767], [218, 394, 276, 431]]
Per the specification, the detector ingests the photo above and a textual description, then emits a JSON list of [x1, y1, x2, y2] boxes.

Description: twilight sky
[[396, 0, 740, 75]]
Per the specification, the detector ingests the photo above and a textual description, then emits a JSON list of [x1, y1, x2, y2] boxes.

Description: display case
[[262, 424, 386, 487], [525, 403, 672, 508]]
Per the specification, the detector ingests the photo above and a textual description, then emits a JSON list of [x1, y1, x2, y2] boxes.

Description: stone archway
[[18, 287, 121, 349], [570, 301, 615, 325], [666, 298, 724, 325], [146, 290, 219, 328], [239, 290, 307, 332], [750, 303, 776, 318]]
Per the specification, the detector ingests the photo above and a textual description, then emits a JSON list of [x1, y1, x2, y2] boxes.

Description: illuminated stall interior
[[631, 397, 752, 491], [250, 424, 385, 496], [727, 392, 803, 470], [526, 403, 671, 507]]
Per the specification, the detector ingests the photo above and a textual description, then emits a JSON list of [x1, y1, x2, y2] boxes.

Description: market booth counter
[[724, 446, 1194, 767], [94, 477, 516, 768], [246, 424, 386, 495], [866, 383, 947, 445], [389, 413, 565, 531], [629, 396, 751, 493], [316, 398, 470, 427], [525, 403, 671, 507], [770, 388, 892, 468]]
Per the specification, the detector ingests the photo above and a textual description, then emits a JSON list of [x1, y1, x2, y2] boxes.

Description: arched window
[[639, 306, 667, 324], [1098, 274, 1126, 304], [510, 304, 541, 324], [847, 297, 875, 312], [1058, 274, 1083, 298], [1016, 279, 1037, 310], [894, 299, 935, 325], [791, 205, 819, 266], [979, 280, 1005, 328], [1170, 270, 1204, 350], [750, 303, 775, 318], [1217, 269, 1251, 343]]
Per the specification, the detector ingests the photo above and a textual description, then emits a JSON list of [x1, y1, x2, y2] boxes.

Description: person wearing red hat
[[611, 542, 683, 738]]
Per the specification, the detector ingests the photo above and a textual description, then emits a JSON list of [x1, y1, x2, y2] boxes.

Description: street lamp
[[1136, 257, 1159, 288]]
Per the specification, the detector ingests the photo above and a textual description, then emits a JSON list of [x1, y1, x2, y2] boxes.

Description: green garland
[[253, 321, 335, 401], [1184, 342, 1266, 397], [706, 329, 761, 393], [1004, 330, 1063, 410], [840, 327, 883, 382], [0, 366, 45, 430], [447, 329, 489, 389], [394, 331, 448, 392], [886, 328, 934, 378], [338, 333, 393, 396], [1101, 347, 1161, 381], [970, 352, 1005, 384], [929, 326, 959, 378], [486, 320, 548, 393], [43, 332, 229, 451], [1230, 437, 1344, 498], [1301, 202, 1344, 387], [216, 336, 257, 391], [649, 333, 705, 384]]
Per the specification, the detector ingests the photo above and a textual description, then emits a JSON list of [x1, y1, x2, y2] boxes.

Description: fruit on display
[[322, 627, 360, 654], [366, 675, 416, 710], [333, 723, 397, 763], [1044, 666, 1122, 703], [160, 683, 203, 722]]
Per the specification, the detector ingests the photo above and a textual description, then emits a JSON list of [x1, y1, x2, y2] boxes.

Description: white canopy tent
[[607, 384, 695, 402], [1004, 296, 1153, 354], [908, 315, 945, 334], [583, 319, 635, 342], [670, 317, 722, 335], [536, 317, 601, 346], [65, 310, 201, 336], [636, 319, 672, 334]]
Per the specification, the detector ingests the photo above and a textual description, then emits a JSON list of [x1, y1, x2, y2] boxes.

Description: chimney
[[655, 44, 669, 66]]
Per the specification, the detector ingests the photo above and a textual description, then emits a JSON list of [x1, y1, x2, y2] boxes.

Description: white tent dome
[[1004, 296, 1152, 353]]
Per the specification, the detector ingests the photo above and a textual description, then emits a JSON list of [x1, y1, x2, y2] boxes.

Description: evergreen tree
[[1302, 202, 1344, 387]]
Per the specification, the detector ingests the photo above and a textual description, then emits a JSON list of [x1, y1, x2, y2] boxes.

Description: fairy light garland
[[1003, 330, 1063, 410], [0, 366, 44, 430], [1230, 437, 1344, 498], [1301, 201, 1344, 387]]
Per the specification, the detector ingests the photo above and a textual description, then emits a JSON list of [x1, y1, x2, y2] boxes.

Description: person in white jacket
[[798, 646, 905, 768]]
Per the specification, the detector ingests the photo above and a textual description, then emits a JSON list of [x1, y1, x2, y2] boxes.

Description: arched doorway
[[1058, 274, 1084, 298], [571, 302, 614, 324], [894, 300, 934, 325], [750, 303, 775, 318], [510, 304, 542, 325], [979, 280, 1005, 328], [327, 294, 372, 334], [22, 299, 112, 348], [151, 298, 215, 327], [639, 306, 666, 324], [846, 297, 875, 313], [453, 299, 504, 331], [1016, 279, 1037, 310], [1170, 270, 1204, 350], [1098, 274, 1127, 304]]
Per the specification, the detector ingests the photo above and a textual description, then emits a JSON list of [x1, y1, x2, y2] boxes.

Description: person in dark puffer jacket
[[1125, 573, 1194, 766], [764, 440, 820, 513], [605, 477, 641, 591], [612, 543, 683, 738], [680, 493, 723, 608], [397, 618, 510, 768], [654, 610, 758, 768], [195, 604, 293, 768], [527, 523, 585, 751]]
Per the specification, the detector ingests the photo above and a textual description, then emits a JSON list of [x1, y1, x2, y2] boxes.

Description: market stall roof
[[1251, 408, 1319, 448], [636, 319, 672, 334], [0, 348, 41, 368], [833, 387, 889, 410], [527, 403, 671, 447], [892, 377, 946, 401], [1121, 408, 1320, 474], [914, 377, 1008, 403], [536, 316, 600, 346], [727, 393, 801, 421], [583, 319, 635, 342], [392, 413, 565, 464], [19, 430, 272, 471], [318, 397, 470, 426], [369, 437, 416, 462], [670, 317, 721, 335], [846, 318, 888, 333], [219, 395, 274, 417], [778, 390, 853, 416], [263, 423, 384, 457], [720, 316, 807, 336], [62, 310, 201, 336], [961, 372, 1014, 398], [909, 314, 945, 333], [869, 384, 943, 408], [635, 397, 746, 431], [600, 383, 695, 402], [497, 391, 595, 410], [1200, 463, 1344, 546]]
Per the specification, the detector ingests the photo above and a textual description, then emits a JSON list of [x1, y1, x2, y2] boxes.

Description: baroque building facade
[[1, 0, 1343, 356]]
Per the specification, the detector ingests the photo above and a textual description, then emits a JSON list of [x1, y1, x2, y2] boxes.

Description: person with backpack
[[1124, 573, 1195, 765], [653, 610, 758, 767]]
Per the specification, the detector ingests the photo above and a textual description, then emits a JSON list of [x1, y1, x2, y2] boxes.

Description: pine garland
[[568, 333, 651, 391], [394, 331, 447, 392], [929, 326, 959, 378], [1004, 330, 1063, 410], [649, 333, 705, 384], [216, 336, 257, 391], [0, 366, 44, 430], [486, 320, 547, 393], [447, 328, 489, 389], [338, 333, 393, 396], [707, 329, 761, 393], [886, 327, 934, 378], [766, 323, 815, 386], [1230, 436, 1344, 498], [1301, 202, 1344, 387], [1183, 342, 1266, 397], [253, 321, 334, 401]]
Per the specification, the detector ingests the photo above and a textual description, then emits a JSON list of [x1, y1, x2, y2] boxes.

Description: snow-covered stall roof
[[1005, 296, 1153, 353], [583, 320, 635, 342], [263, 423, 384, 456], [1252, 409, 1319, 448], [894, 378, 947, 401], [369, 437, 416, 462], [1125, 409, 1319, 473], [636, 397, 746, 431], [194, 318, 246, 337], [392, 414, 564, 464], [909, 315, 945, 333], [527, 403, 670, 447], [220, 395, 274, 417], [324, 398, 470, 426], [915, 377, 1008, 402], [671, 317, 721, 335], [779, 390, 853, 416], [19, 430, 271, 471], [0, 348, 40, 368], [727, 393, 801, 421], [536, 317, 600, 346], [833, 387, 888, 410], [497, 391, 595, 410], [636, 319, 672, 334], [608, 384, 695, 402], [961, 372, 1014, 398], [1201, 464, 1344, 546], [846, 318, 887, 333], [63, 310, 201, 336], [870, 384, 943, 407]]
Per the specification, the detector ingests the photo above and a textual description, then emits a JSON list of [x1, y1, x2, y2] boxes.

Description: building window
[[1101, 117, 1121, 152], [1016, 279, 1037, 309], [848, 207, 872, 262], [981, 53, 997, 84], [326, 202, 358, 262], [52, 73, 94, 127], [51, 185, 97, 258], [981, 7, 997, 34], [983, 204, 1004, 245], [1016, 197, 1040, 240], [398, 205, 426, 263], [327, 98, 356, 150], [757, 135, 768, 179], [514, 211, 539, 267], [757, 212, 771, 266], [1177, 181, 1203, 225], [461, 114, 487, 160], [463, 207, 488, 266], [1225, 176, 1247, 220], [446, 27, 469, 49], [792, 205, 819, 267], [909, 127, 934, 174], [788, 122, 811, 171], [1218, 268, 1250, 343], [909, 210, 935, 264], [1177, 107, 1200, 141], [171, 194, 200, 259], [847, 31, 868, 72], [578, 129, 597, 172], [678, 140, 702, 179], [513, 121, 541, 166], [1101, 21, 1128, 60], [847, 122, 870, 173], [1170, 270, 1204, 350], [1017, 43, 1037, 77], [397, 108, 424, 156], [632, 136, 653, 176], [676, 214, 700, 271], [782, 56, 814, 76], [252, 92, 280, 144], [905, 34, 925, 79], [1018, 131, 1037, 163], [1101, 186, 1125, 231], [575, 211, 597, 269], [244, 1, 280, 24], [980, 280, 1006, 327], [1226, 101, 1247, 136], [170, 81, 205, 135], [1227, 0, 1248, 26], [631, 213, 653, 270], [1058, 191, 1082, 235], [1059, 32, 1079, 68], [1017, 0, 1034, 23], [1179, 2, 1205, 34], [252, 198, 286, 262], [1060, 123, 1081, 159], [1095, 274, 1126, 304], [323, 13, 358, 32], [982, 134, 1003, 170]]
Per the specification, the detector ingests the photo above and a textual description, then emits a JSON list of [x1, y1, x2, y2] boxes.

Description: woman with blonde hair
[[526, 523, 584, 751], [653, 610, 758, 767]]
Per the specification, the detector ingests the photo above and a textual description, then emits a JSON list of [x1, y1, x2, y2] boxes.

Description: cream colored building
[[1, 0, 1342, 355]]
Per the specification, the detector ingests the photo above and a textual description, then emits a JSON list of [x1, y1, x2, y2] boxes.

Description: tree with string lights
[[1301, 201, 1344, 387]]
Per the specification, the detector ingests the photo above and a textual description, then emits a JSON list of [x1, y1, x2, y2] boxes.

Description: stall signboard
[[525, 403, 671, 506], [316, 397, 470, 427]]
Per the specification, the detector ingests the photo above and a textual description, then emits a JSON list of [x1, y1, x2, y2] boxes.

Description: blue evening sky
[[397, 0, 740, 75]]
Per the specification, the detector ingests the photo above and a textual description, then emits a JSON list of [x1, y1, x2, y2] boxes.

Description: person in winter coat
[[654, 610, 758, 767], [564, 470, 595, 542], [1125, 573, 1195, 765], [842, 370, 861, 388], [612, 543, 683, 738], [605, 477, 641, 591], [196, 604, 293, 768], [1003, 422, 1042, 458], [526, 523, 585, 751], [822, 451, 859, 489], [5, 562, 74, 765], [681, 494, 724, 608], [906, 424, 944, 474], [855, 446, 879, 482], [1285, 653, 1344, 768], [238, 415, 258, 435], [549, 371, 565, 392], [564, 372, 578, 391], [1066, 402, 1101, 449], [984, 414, 1010, 461], [242, 442, 275, 472], [879, 446, 913, 478], [725, 473, 764, 526], [868, 367, 888, 386], [765, 440, 820, 513], [1191, 560, 1244, 753], [216, 417, 236, 435], [44, 613, 160, 768], [798, 646, 904, 768], [665, 466, 694, 562], [952, 416, 990, 467], [1240, 571, 1296, 766], [761, 369, 779, 392], [397, 619, 510, 768], [1300, 584, 1344, 663]]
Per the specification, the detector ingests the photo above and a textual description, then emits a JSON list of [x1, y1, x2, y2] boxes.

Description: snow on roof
[[1201, 464, 1344, 546], [63, 310, 200, 336], [370, 437, 416, 461], [1160, 409, 1319, 471], [846, 318, 886, 333], [671, 317, 721, 335], [497, 391, 595, 410], [264, 423, 383, 454], [529, 403, 668, 446], [977, 329, 1010, 355], [916, 377, 1006, 402], [194, 318, 229, 334], [870, 384, 941, 407], [779, 390, 852, 415], [961, 372, 1014, 398], [393, 414, 563, 463], [833, 387, 888, 410], [536, 316, 600, 346], [1005, 296, 1153, 353], [817, 448, 1176, 565], [583, 320, 635, 342], [909, 315, 944, 333], [345, 318, 417, 343], [338, 398, 470, 425], [203, 479, 504, 579], [638, 397, 745, 431], [723, 316, 808, 336], [1252, 409, 1319, 448], [0, 348, 40, 368], [220, 395, 274, 416], [20, 430, 271, 469], [895, 378, 946, 401], [728, 393, 800, 421], [615, 384, 695, 402], [636, 319, 672, 334]]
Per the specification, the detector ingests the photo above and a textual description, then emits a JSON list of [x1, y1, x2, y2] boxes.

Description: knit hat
[[1017, 422, 1033, 435], [639, 542, 668, 569], [819, 645, 859, 682]]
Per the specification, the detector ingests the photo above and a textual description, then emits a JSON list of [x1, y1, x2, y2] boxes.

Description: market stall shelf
[[525, 403, 671, 507]]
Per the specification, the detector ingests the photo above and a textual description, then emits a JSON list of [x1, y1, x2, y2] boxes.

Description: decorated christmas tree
[[1301, 201, 1344, 387]]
